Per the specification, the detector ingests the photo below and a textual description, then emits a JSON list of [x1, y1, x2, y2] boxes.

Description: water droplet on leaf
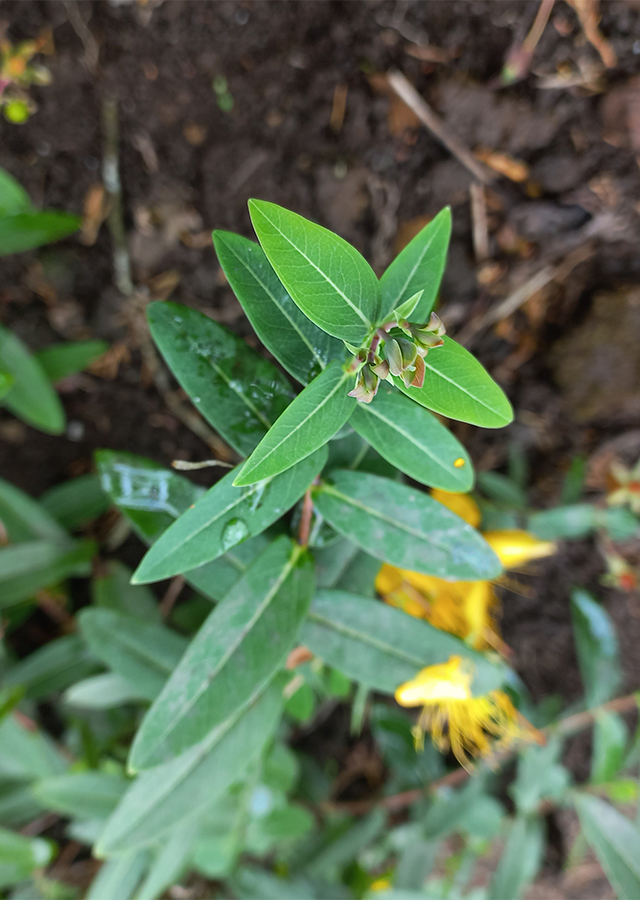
[[222, 517, 249, 550]]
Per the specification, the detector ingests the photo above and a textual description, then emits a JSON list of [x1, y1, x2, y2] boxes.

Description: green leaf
[[390, 289, 424, 323], [234, 361, 354, 486], [135, 820, 199, 900], [335, 549, 380, 597], [313, 470, 501, 581], [96, 450, 266, 602], [148, 301, 295, 457], [32, 772, 127, 820], [40, 474, 110, 531], [248, 199, 380, 344], [79, 609, 188, 701], [0, 211, 80, 256], [130, 538, 313, 770], [213, 231, 343, 385], [0, 168, 33, 217], [0, 368, 14, 400], [0, 539, 96, 609], [510, 738, 571, 815], [132, 447, 326, 583], [85, 850, 149, 900], [0, 477, 68, 542], [592, 712, 629, 784], [528, 504, 597, 540], [64, 673, 149, 710], [380, 207, 452, 322], [574, 793, 640, 900], [351, 385, 473, 491], [487, 817, 544, 900], [0, 716, 66, 781], [35, 340, 108, 383], [4, 635, 98, 700], [477, 471, 527, 508], [0, 325, 65, 433], [0, 828, 54, 890], [301, 590, 506, 696], [96, 679, 283, 854], [92, 560, 160, 622], [571, 589, 621, 707], [396, 337, 513, 428]]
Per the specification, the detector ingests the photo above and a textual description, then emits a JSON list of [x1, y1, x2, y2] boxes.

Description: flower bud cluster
[[347, 311, 446, 404]]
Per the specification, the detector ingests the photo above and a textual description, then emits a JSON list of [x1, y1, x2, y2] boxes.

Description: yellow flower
[[483, 529, 556, 570], [430, 488, 481, 527], [394, 656, 538, 767]]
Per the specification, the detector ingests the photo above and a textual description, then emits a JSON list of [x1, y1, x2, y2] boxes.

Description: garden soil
[[2, 2, 640, 894]]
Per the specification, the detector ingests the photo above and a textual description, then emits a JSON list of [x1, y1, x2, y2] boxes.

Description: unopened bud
[[371, 358, 390, 379], [385, 338, 403, 377], [348, 364, 380, 404]]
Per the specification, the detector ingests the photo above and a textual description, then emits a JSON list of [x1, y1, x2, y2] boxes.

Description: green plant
[[2, 201, 639, 899], [0, 167, 107, 434]]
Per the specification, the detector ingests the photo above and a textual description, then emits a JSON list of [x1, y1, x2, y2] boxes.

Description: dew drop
[[222, 517, 249, 550]]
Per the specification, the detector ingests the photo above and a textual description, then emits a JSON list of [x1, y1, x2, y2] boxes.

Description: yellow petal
[[483, 530, 556, 569], [375, 563, 404, 595], [431, 489, 481, 528], [395, 656, 472, 706]]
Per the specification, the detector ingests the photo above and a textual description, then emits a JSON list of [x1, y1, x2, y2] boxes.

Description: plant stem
[[298, 488, 314, 547]]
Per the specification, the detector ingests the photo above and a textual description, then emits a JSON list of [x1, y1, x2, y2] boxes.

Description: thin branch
[[102, 96, 134, 297], [298, 488, 314, 547], [386, 70, 495, 185], [326, 690, 640, 815]]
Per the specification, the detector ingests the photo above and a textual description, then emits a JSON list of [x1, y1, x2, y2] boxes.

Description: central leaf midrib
[[241, 369, 349, 477], [420, 344, 505, 418], [317, 482, 477, 564], [171, 319, 274, 430], [227, 240, 327, 372], [259, 208, 371, 328], [307, 609, 425, 669], [138, 547, 298, 762]]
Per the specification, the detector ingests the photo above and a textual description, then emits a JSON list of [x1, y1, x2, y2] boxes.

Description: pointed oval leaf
[[380, 207, 452, 322], [574, 794, 640, 900], [248, 199, 380, 344], [570, 589, 621, 708], [313, 469, 501, 581], [0, 325, 65, 434], [130, 538, 313, 770], [35, 340, 108, 383], [234, 360, 354, 486], [96, 680, 283, 855], [4, 634, 98, 700], [0, 539, 95, 609], [132, 446, 326, 583], [0, 211, 80, 256], [301, 590, 505, 697], [213, 231, 343, 385], [0, 167, 33, 217], [396, 337, 513, 428], [79, 608, 188, 701], [351, 385, 473, 491], [487, 817, 544, 900], [96, 450, 267, 602], [32, 772, 127, 820], [148, 301, 295, 457]]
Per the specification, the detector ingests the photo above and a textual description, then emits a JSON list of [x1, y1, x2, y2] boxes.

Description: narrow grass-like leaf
[[301, 590, 506, 696], [0, 539, 95, 608], [0, 211, 80, 256], [396, 337, 513, 428], [130, 538, 313, 770], [35, 340, 108, 383], [3, 634, 98, 701], [0, 477, 68, 542], [380, 207, 452, 321], [64, 673, 149, 710], [571, 589, 621, 707], [148, 301, 295, 457], [352, 385, 473, 491], [96, 679, 283, 855], [234, 361, 354, 486], [248, 199, 380, 344], [314, 470, 501, 581], [487, 817, 544, 900], [213, 231, 343, 384], [0, 326, 65, 434], [133, 447, 326, 583], [79, 609, 188, 701], [574, 794, 640, 900]]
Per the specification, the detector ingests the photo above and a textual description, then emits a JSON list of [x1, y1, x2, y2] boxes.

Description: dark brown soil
[[2, 1, 640, 892]]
